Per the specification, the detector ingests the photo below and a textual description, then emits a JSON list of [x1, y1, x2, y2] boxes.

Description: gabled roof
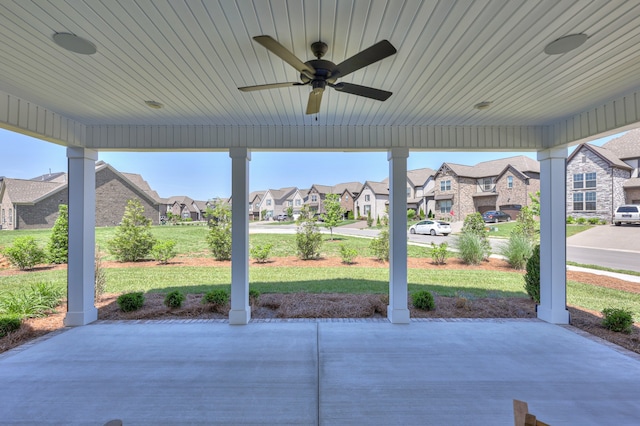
[[602, 129, 640, 160], [362, 181, 389, 196], [495, 164, 529, 182], [567, 143, 632, 170], [267, 187, 298, 203], [437, 155, 539, 179], [309, 184, 333, 195], [192, 200, 208, 212], [30, 172, 67, 182], [249, 191, 265, 203], [1, 178, 65, 204], [121, 172, 161, 202], [332, 182, 363, 195], [407, 168, 436, 187], [623, 177, 640, 188]]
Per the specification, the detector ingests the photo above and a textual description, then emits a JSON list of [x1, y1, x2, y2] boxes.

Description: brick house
[[305, 182, 362, 217], [432, 156, 540, 221], [566, 129, 640, 220], [0, 161, 160, 230], [161, 196, 209, 221], [258, 187, 297, 219]]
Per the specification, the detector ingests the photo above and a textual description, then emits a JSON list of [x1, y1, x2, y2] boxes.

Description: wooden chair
[[513, 400, 550, 426]]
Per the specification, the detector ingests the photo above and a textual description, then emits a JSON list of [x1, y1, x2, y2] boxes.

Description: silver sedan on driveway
[[409, 220, 452, 236]]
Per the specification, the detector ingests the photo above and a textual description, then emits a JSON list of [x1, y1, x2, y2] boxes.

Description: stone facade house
[[0, 161, 160, 230], [432, 156, 540, 222], [354, 181, 389, 220], [566, 129, 640, 220]]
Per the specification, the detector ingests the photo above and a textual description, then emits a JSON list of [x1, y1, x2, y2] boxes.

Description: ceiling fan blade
[[331, 82, 392, 101], [333, 40, 397, 79], [238, 82, 304, 92], [253, 36, 315, 78], [306, 89, 324, 114]]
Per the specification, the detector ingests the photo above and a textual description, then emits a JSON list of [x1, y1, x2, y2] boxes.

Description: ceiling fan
[[238, 36, 397, 114]]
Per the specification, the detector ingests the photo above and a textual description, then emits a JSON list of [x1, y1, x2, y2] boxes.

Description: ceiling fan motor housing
[[300, 59, 337, 84]]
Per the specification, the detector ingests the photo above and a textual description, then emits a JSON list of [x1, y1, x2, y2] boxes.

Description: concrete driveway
[[567, 224, 640, 251]]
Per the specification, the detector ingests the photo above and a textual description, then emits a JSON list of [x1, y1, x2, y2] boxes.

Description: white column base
[[536, 306, 569, 324], [229, 308, 251, 325], [64, 308, 98, 327], [387, 307, 410, 324]]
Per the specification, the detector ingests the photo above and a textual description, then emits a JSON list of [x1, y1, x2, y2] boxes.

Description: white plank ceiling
[[1, 0, 640, 149]]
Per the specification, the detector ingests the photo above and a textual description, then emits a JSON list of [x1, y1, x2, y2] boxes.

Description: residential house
[[406, 168, 436, 216], [432, 156, 540, 221], [162, 196, 208, 221], [354, 181, 389, 220], [0, 161, 160, 230], [248, 191, 265, 220], [258, 187, 297, 219], [306, 182, 362, 217], [566, 129, 640, 220]]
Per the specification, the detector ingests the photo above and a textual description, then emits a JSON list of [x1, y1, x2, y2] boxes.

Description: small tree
[[512, 206, 537, 242], [107, 199, 156, 262], [47, 204, 68, 264], [286, 206, 293, 219], [366, 211, 373, 227], [2, 236, 46, 270], [296, 205, 323, 260], [460, 212, 491, 259], [322, 193, 345, 240], [529, 190, 541, 217], [206, 200, 232, 260], [370, 227, 390, 261]]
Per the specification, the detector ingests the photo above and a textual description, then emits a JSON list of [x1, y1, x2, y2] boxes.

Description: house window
[[287, 201, 292, 207], [440, 180, 451, 191], [573, 173, 584, 189], [363, 205, 371, 215], [254, 203, 259, 209], [573, 192, 583, 210], [439, 200, 452, 214], [365, 194, 370, 202], [585, 191, 596, 210], [585, 172, 596, 188], [345, 195, 349, 201], [482, 178, 492, 191], [266, 199, 272, 206], [507, 176, 513, 188], [311, 195, 318, 202], [406, 187, 411, 197], [295, 199, 301, 206]]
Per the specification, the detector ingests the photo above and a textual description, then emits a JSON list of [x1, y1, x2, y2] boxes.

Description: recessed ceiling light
[[474, 101, 492, 110], [544, 33, 588, 55], [52, 32, 97, 55], [145, 100, 164, 109]]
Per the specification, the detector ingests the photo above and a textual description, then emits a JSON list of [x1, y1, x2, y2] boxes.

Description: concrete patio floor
[[2, 319, 640, 425]]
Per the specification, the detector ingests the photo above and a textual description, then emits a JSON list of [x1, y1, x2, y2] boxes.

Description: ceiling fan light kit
[[239, 35, 397, 114]]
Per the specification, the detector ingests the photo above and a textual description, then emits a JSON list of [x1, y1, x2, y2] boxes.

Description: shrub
[[602, 308, 634, 333], [455, 232, 487, 265], [251, 243, 273, 263], [460, 212, 491, 256], [500, 233, 534, 270], [249, 289, 260, 304], [523, 244, 540, 303], [95, 245, 107, 302], [164, 290, 185, 309], [370, 228, 389, 261], [202, 289, 229, 306], [2, 236, 46, 270], [430, 242, 449, 265], [347, 210, 354, 220], [599, 219, 608, 225], [587, 217, 600, 225], [339, 244, 358, 264], [151, 240, 177, 264], [0, 282, 64, 318], [576, 217, 587, 224], [47, 204, 68, 264], [117, 292, 145, 312], [296, 207, 323, 260], [366, 211, 373, 228], [206, 223, 232, 260], [412, 290, 435, 311], [108, 200, 156, 262], [0, 315, 21, 338], [407, 209, 416, 220], [566, 216, 576, 224]]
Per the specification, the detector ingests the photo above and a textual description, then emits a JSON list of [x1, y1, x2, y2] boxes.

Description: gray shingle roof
[[269, 187, 297, 203], [602, 129, 640, 160], [364, 181, 389, 195], [441, 155, 539, 178], [407, 168, 436, 187], [623, 177, 640, 188], [587, 144, 632, 170], [3, 178, 65, 203]]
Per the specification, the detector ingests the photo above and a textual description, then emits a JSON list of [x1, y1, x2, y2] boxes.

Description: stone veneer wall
[[566, 148, 630, 221]]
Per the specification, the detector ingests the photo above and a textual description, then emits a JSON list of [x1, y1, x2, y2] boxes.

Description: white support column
[[229, 148, 251, 325], [387, 148, 411, 324], [65, 147, 98, 326], [537, 148, 570, 324]]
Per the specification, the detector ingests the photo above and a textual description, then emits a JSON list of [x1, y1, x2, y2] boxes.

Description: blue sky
[[0, 128, 624, 201]]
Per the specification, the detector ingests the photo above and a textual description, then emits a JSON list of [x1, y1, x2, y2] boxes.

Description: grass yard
[[485, 221, 595, 239]]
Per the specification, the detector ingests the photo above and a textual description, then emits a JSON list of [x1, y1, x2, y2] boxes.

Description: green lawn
[[486, 222, 595, 239]]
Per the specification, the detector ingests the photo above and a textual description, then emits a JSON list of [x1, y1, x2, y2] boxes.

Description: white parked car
[[409, 220, 451, 236], [614, 205, 640, 226]]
